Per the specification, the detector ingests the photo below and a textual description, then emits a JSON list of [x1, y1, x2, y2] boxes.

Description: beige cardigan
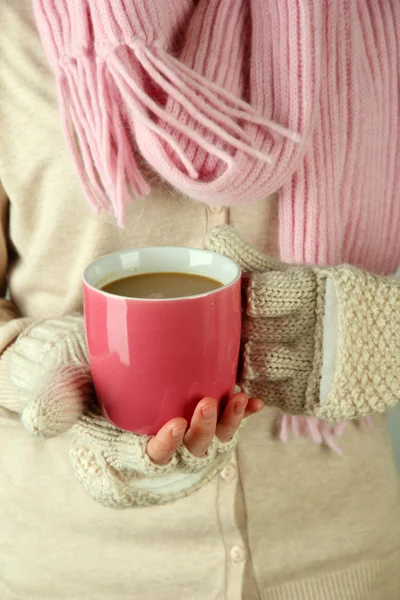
[[0, 3, 399, 599]]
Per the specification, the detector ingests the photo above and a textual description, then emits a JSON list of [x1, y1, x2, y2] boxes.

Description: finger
[[184, 398, 218, 457], [216, 393, 249, 443], [147, 418, 187, 465], [244, 397, 264, 418], [216, 395, 263, 443]]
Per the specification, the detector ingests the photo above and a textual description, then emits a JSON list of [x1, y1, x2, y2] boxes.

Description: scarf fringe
[[158, 49, 303, 143], [279, 415, 375, 456], [57, 55, 150, 226], [113, 41, 301, 161], [55, 40, 301, 224]]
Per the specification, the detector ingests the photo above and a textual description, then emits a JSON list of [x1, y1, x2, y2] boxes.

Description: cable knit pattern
[[206, 226, 400, 423], [70, 407, 237, 508]]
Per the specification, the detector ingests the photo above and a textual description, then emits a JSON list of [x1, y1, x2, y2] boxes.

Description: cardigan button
[[220, 463, 237, 483], [230, 545, 246, 564]]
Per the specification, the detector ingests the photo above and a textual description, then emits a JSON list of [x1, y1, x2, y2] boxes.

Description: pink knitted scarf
[[34, 1, 400, 452], [33, 0, 316, 226]]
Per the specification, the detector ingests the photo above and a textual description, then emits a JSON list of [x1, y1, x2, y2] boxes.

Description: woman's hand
[[70, 393, 263, 508], [147, 393, 263, 465]]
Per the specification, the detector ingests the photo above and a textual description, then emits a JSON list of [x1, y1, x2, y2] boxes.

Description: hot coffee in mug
[[101, 271, 223, 299], [82, 247, 241, 435]]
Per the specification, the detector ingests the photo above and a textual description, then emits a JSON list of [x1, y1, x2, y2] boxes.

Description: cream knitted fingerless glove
[[70, 408, 238, 508], [8, 315, 91, 437], [5, 313, 239, 507], [206, 226, 400, 422]]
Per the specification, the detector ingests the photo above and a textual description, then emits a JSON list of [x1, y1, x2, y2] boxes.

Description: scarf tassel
[[111, 41, 301, 165], [57, 54, 150, 226]]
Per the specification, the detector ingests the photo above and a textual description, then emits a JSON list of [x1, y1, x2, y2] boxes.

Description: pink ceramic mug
[[82, 247, 241, 435]]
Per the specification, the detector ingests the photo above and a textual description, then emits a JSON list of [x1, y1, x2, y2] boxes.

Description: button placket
[[216, 452, 248, 600]]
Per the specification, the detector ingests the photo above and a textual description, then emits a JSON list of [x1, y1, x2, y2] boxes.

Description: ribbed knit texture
[[33, 0, 315, 224], [263, 557, 395, 600], [0, 346, 24, 413], [279, 2, 400, 276], [0, 316, 34, 412], [8, 315, 92, 437]]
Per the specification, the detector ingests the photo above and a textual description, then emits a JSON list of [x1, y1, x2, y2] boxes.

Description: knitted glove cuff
[[243, 266, 400, 421], [314, 267, 400, 421], [241, 269, 322, 414], [205, 226, 400, 422]]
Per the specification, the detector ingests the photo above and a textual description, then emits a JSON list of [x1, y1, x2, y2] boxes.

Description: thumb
[[205, 225, 284, 273], [22, 364, 92, 438]]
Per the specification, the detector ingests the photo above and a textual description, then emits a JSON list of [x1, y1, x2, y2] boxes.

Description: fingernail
[[234, 400, 247, 416], [202, 403, 217, 420], [171, 425, 186, 439]]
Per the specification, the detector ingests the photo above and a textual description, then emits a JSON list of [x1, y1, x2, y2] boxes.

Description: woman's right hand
[[147, 393, 263, 465]]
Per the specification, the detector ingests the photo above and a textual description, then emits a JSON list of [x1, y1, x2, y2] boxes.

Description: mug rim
[[82, 246, 241, 303]]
